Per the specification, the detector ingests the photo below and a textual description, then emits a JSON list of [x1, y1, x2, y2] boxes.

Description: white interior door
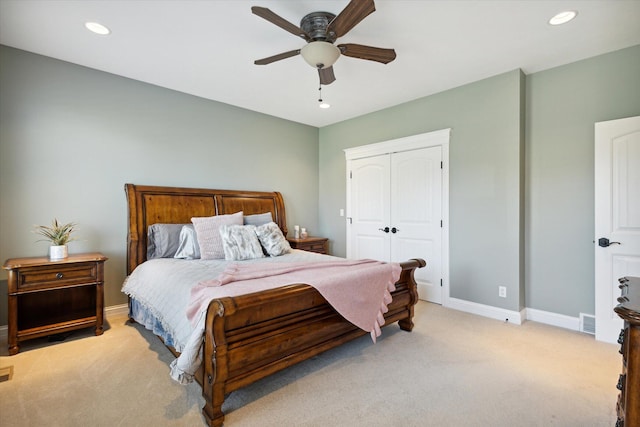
[[595, 115, 640, 343], [391, 147, 443, 303], [348, 154, 390, 261]]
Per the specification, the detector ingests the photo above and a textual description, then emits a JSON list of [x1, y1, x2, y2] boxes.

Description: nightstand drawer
[[287, 236, 329, 255], [16, 263, 98, 291], [305, 242, 328, 253]]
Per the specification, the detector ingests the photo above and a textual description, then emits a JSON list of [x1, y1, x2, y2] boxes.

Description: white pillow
[[174, 225, 200, 260], [219, 224, 264, 261], [255, 222, 291, 257], [191, 212, 243, 259]]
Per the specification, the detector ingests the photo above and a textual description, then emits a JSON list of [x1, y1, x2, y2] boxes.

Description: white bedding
[[121, 249, 341, 382]]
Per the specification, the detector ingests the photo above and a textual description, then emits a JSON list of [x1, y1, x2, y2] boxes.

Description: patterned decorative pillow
[[243, 212, 273, 226], [219, 224, 265, 261], [191, 212, 243, 259], [174, 225, 201, 259], [255, 222, 291, 257]]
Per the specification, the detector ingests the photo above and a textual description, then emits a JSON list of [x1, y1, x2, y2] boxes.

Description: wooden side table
[[3, 252, 107, 355], [287, 236, 329, 254]]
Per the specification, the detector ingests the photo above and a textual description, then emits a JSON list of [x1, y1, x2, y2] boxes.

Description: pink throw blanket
[[188, 259, 402, 342]]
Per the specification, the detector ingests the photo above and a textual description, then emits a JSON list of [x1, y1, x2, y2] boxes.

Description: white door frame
[[344, 128, 450, 306]]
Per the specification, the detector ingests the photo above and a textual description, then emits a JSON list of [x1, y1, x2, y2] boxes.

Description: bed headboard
[[124, 183, 287, 275]]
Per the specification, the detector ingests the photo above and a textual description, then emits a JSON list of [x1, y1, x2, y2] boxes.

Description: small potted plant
[[34, 219, 77, 260]]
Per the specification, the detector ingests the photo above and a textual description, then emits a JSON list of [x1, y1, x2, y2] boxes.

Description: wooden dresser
[[615, 276, 640, 427], [3, 252, 107, 355]]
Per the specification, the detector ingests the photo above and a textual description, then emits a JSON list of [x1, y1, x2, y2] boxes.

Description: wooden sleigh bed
[[125, 183, 425, 426]]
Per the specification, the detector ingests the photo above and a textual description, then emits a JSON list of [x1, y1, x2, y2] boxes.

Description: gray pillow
[[255, 222, 291, 257], [243, 212, 273, 226], [147, 223, 188, 259], [174, 224, 200, 259], [219, 224, 265, 261]]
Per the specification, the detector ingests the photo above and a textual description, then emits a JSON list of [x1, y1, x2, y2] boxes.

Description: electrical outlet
[[498, 286, 507, 298]]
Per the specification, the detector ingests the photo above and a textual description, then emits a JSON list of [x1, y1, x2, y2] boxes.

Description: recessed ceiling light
[[548, 11, 577, 26], [85, 22, 111, 35]]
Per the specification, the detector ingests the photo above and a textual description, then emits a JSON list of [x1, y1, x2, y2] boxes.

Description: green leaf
[[33, 219, 77, 246]]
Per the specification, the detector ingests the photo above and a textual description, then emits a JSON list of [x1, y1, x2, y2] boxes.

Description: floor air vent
[[580, 313, 596, 335]]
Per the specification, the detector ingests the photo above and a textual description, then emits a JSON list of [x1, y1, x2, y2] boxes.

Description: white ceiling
[[1, 1, 639, 127]]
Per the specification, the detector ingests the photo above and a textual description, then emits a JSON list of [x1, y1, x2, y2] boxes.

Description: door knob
[[598, 237, 621, 247], [378, 227, 390, 233], [391, 227, 399, 233]]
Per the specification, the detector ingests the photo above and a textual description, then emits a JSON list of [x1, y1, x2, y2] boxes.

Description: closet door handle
[[378, 227, 390, 233], [391, 227, 399, 233], [598, 237, 621, 247]]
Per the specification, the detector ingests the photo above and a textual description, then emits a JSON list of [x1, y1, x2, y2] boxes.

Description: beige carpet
[[0, 302, 621, 426]]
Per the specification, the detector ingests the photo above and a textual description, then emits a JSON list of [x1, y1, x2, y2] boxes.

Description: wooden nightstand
[[287, 236, 329, 254], [3, 252, 107, 355]]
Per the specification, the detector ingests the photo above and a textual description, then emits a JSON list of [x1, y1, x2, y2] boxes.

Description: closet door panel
[[391, 147, 442, 303], [350, 155, 391, 261]]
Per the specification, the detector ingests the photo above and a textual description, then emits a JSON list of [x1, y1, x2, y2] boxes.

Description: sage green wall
[[318, 69, 525, 312], [0, 46, 319, 324], [319, 45, 640, 319], [1, 44, 639, 327], [525, 45, 640, 317]]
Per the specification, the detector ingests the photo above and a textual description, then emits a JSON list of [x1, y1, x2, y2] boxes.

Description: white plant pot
[[49, 245, 68, 260]]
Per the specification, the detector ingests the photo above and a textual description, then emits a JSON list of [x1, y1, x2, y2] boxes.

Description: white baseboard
[[0, 304, 130, 342], [445, 297, 525, 325], [525, 307, 580, 331], [441, 297, 582, 331], [105, 303, 129, 319]]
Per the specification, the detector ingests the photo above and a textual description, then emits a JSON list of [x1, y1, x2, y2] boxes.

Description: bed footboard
[[200, 258, 425, 427]]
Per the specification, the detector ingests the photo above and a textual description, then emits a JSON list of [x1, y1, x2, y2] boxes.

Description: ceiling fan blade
[[251, 6, 310, 41], [254, 49, 301, 65], [327, 0, 376, 38], [319, 66, 336, 85], [338, 43, 396, 64]]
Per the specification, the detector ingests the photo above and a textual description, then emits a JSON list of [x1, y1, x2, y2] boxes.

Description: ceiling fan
[[252, 0, 396, 85]]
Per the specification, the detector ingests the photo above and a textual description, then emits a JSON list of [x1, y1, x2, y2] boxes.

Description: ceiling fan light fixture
[[301, 41, 340, 69]]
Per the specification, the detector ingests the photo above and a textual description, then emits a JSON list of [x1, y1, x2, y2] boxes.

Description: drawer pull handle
[[618, 329, 625, 354], [56, 272, 64, 279], [617, 374, 625, 391]]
